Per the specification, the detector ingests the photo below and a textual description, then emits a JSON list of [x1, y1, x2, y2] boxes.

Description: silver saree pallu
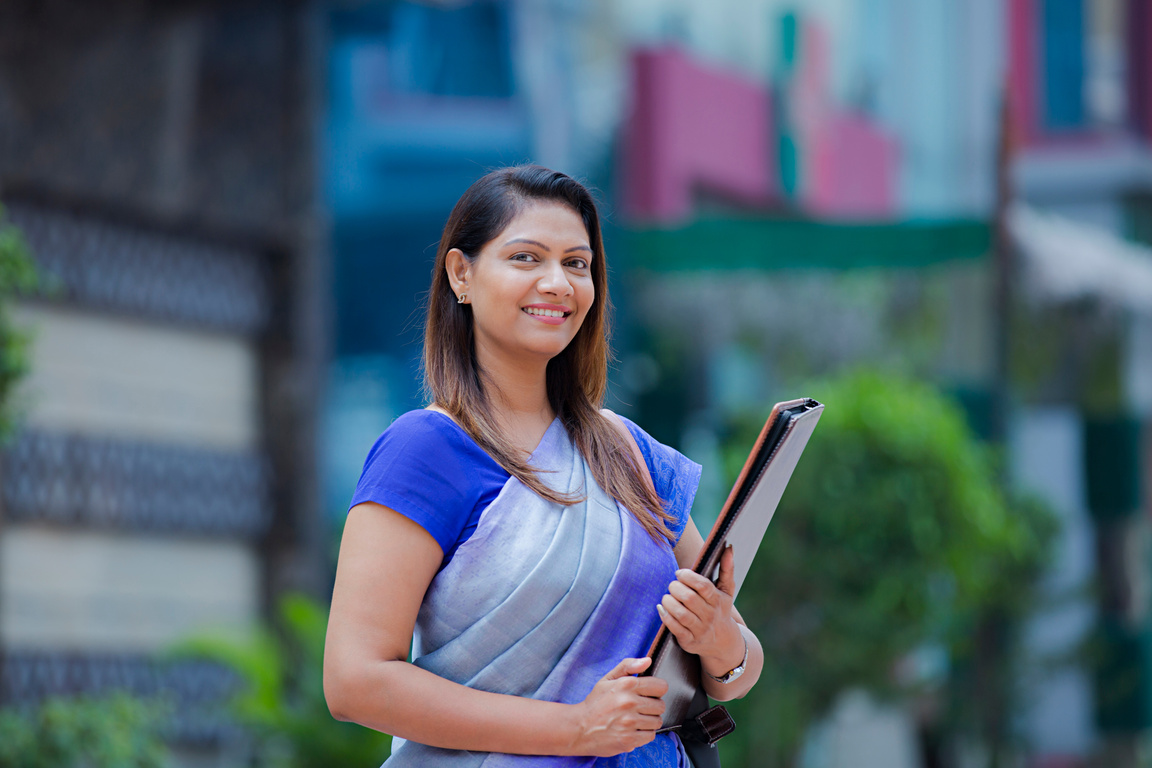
[[385, 419, 694, 768]]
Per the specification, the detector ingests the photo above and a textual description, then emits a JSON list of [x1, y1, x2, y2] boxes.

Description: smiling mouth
[[522, 307, 571, 318]]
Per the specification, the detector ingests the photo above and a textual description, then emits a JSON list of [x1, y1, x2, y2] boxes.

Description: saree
[[384, 418, 700, 767]]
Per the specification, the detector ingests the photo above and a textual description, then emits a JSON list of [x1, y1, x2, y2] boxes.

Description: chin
[[521, 332, 578, 357], [530, 343, 573, 360], [522, 337, 576, 360]]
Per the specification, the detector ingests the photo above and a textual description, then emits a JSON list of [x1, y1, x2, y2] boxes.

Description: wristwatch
[[706, 637, 748, 684]]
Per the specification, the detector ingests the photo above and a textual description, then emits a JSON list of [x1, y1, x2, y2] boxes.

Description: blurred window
[[1037, 0, 1129, 134], [333, 1, 514, 109], [384, 2, 513, 99], [1085, 0, 1128, 128]]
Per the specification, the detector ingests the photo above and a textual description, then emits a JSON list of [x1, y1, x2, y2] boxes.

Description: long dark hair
[[423, 165, 676, 545]]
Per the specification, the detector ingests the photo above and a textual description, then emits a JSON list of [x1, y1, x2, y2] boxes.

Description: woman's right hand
[[569, 657, 668, 757]]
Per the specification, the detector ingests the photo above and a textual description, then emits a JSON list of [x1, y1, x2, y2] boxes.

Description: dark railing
[[2, 430, 271, 538]]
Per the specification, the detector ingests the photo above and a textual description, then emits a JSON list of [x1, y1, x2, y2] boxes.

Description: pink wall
[[622, 41, 898, 224], [784, 21, 896, 219], [807, 113, 898, 219], [622, 47, 775, 223]]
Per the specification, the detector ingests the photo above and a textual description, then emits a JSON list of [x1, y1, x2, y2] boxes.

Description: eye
[[510, 252, 536, 263], [565, 257, 589, 270]]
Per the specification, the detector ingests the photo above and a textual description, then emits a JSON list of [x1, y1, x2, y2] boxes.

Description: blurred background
[[0, 0, 1150, 766]]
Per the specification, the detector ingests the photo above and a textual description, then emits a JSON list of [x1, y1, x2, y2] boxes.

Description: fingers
[[598, 664, 666, 731], [578, 658, 670, 756], [637, 701, 666, 719], [671, 545, 737, 607], [716, 544, 736, 596], [660, 552, 741, 658], [667, 579, 706, 608], [673, 567, 716, 595], [633, 675, 668, 699], [633, 695, 666, 721], [656, 601, 692, 642], [603, 656, 650, 680], [609, 668, 667, 701], [633, 679, 667, 723], [665, 577, 723, 629], [630, 713, 665, 734], [662, 590, 703, 632]]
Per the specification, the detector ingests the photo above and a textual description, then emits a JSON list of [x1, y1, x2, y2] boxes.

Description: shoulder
[[364, 409, 482, 466], [601, 407, 652, 489], [386, 408, 461, 439], [600, 407, 635, 447], [352, 409, 504, 558], [358, 409, 505, 495]]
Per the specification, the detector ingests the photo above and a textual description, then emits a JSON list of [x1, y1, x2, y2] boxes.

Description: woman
[[324, 166, 763, 766]]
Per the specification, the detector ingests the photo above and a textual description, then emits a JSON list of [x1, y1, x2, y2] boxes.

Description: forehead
[[489, 201, 590, 248]]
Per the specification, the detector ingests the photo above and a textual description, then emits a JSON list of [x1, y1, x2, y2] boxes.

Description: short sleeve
[[350, 410, 504, 560], [618, 416, 702, 543]]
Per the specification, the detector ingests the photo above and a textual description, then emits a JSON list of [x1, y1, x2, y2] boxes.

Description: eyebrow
[[504, 238, 593, 255]]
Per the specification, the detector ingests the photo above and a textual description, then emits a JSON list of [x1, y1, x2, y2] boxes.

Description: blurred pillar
[[1084, 415, 1152, 740], [991, 87, 1017, 446], [259, 0, 330, 610]]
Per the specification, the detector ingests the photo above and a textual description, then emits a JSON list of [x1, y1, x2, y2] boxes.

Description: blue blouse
[[350, 410, 694, 565]]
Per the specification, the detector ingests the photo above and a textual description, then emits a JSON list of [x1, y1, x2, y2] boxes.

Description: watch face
[[722, 665, 745, 683], [711, 663, 745, 684], [713, 638, 749, 683]]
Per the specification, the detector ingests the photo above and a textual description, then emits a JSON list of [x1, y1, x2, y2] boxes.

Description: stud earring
[[457, 293, 467, 304]]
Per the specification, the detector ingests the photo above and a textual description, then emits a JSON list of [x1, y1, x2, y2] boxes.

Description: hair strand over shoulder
[[422, 165, 677, 545]]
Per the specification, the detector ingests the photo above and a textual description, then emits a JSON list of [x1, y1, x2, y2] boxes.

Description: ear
[[445, 248, 472, 302]]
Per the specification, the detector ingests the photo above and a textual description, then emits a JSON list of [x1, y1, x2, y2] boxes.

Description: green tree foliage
[[177, 593, 392, 768], [0, 694, 168, 768], [0, 203, 38, 437], [716, 369, 1056, 766]]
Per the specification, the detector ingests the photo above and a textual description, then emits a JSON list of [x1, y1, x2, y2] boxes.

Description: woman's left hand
[[656, 544, 745, 679]]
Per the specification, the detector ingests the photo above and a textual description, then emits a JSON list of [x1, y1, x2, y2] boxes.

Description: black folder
[[646, 398, 824, 731]]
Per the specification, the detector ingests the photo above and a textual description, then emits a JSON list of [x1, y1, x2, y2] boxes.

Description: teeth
[[525, 308, 566, 317]]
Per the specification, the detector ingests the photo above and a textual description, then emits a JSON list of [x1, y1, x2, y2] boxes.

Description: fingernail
[[656, 604, 665, 614]]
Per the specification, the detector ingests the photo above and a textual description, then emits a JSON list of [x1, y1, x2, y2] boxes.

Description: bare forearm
[[327, 659, 580, 755], [700, 623, 763, 702]]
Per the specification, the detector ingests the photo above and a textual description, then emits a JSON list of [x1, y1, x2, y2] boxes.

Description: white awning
[[1009, 203, 1152, 312]]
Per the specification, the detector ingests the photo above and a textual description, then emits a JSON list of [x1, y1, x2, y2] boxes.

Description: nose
[[537, 260, 573, 297]]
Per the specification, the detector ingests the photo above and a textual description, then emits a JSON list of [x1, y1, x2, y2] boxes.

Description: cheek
[[576, 287, 596, 324], [580, 278, 596, 306]]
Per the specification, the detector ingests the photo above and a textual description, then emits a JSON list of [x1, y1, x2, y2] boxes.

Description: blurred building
[[325, 2, 1152, 767], [612, 3, 1152, 767], [0, 0, 1147, 766], [0, 0, 326, 762], [1005, 1, 1152, 765]]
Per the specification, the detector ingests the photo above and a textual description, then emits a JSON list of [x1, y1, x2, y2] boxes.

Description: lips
[[522, 304, 572, 325]]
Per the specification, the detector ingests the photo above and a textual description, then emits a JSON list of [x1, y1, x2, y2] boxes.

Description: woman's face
[[449, 200, 595, 366]]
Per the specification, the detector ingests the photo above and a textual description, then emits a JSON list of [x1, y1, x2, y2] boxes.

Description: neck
[[476, 345, 553, 424]]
